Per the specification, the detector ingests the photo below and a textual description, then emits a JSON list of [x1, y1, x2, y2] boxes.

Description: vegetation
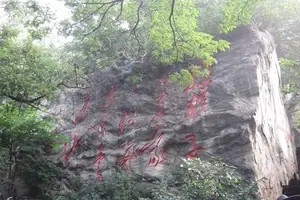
[[0, 0, 299, 199], [0, 103, 67, 199], [0, 26, 68, 105], [49, 158, 258, 200]]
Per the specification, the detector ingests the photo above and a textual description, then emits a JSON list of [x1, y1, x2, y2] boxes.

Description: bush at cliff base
[[50, 157, 258, 200]]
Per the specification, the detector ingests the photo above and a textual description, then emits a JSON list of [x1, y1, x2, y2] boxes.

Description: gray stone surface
[[48, 25, 297, 200]]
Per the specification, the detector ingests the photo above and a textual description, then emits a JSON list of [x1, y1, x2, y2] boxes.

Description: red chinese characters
[[183, 76, 196, 94], [88, 113, 109, 137], [117, 140, 136, 170], [184, 133, 205, 159], [137, 126, 166, 166], [149, 76, 168, 126], [118, 111, 136, 136], [199, 78, 212, 113], [92, 144, 105, 180], [63, 132, 83, 161], [185, 93, 201, 119], [149, 91, 166, 126], [74, 93, 90, 126], [184, 77, 212, 119], [148, 148, 166, 167]]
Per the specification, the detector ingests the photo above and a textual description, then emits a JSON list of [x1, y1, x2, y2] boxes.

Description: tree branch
[[116, 0, 124, 20], [80, 0, 123, 5], [70, 6, 103, 30], [57, 82, 91, 90], [83, 1, 120, 38], [169, 0, 178, 60], [2, 93, 45, 104], [130, 0, 143, 51]]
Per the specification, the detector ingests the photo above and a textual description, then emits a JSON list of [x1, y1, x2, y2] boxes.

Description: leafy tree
[[177, 158, 258, 200], [50, 170, 154, 200], [58, 0, 261, 86], [1, 0, 55, 40], [251, 0, 300, 94], [0, 103, 67, 199], [0, 25, 71, 105], [253, 0, 300, 59], [148, 0, 230, 64], [49, 158, 258, 200]]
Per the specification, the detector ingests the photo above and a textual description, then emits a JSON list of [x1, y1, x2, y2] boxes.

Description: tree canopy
[[1, 0, 300, 199]]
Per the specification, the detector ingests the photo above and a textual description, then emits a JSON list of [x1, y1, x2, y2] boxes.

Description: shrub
[[177, 157, 258, 200], [0, 103, 67, 199], [50, 157, 258, 200], [50, 170, 154, 200]]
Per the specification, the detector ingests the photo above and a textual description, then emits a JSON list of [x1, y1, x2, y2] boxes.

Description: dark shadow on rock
[[281, 173, 300, 196]]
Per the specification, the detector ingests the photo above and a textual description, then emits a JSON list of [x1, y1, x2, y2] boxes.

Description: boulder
[[48, 25, 297, 200]]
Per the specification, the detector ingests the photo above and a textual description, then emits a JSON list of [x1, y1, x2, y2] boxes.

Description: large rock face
[[284, 93, 300, 171], [49, 25, 297, 200]]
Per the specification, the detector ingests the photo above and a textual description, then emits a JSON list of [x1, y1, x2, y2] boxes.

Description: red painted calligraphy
[[137, 126, 166, 166], [88, 113, 109, 137], [149, 76, 168, 127], [184, 133, 205, 159], [183, 76, 195, 94], [117, 141, 136, 170], [149, 91, 166, 126], [148, 148, 166, 167], [74, 93, 90, 126], [118, 111, 136, 136], [63, 132, 83, 161], [199, 78, 212, 113], [92, 144, 105, 180], [149, 106, 164, 126], [186, 93, 201, 119], [118, 111, 129, 136]]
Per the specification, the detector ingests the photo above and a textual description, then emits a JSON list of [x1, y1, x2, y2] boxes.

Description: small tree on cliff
[[0, 103, 67, 199]]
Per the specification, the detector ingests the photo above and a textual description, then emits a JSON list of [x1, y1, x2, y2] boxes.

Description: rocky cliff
[[48, 25, 297, 200]]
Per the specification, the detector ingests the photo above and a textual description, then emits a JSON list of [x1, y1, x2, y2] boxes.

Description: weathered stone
[[48, 25, 297, 200]]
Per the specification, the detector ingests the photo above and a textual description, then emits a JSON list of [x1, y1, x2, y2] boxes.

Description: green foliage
[[0, 104, 57, 147], [280, 58, 298, 69], [169, 66, 210, 88], [220, 0, 260, 33], [297, 110, 300, 129], [2, 0, 55, 39], [50, 170, 154, 200], [49, 158, 258, 200], [252, 0, 300, 93], [149, 0, 230, 64], [178, 158, 258, 200], [279, 58, 300, 93], [126, 74, 144, 85], [0, 25, 69, 103], [60, 0, 147, 72], [169, 69, 194, 88], [0, 103, 67, 198], [61, 0, 270, 72]]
